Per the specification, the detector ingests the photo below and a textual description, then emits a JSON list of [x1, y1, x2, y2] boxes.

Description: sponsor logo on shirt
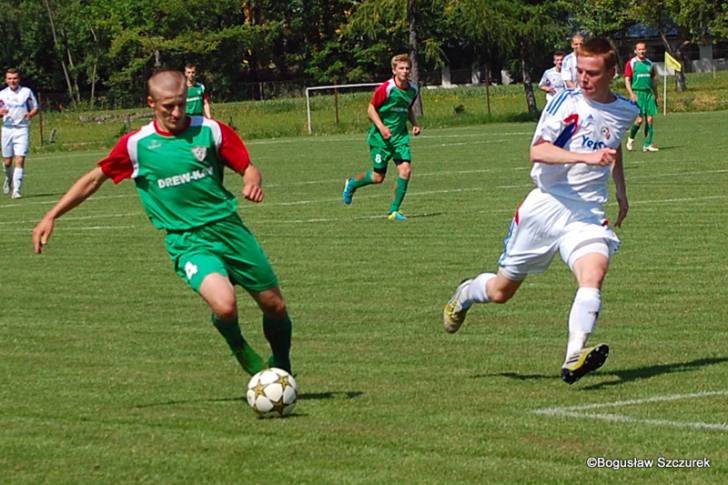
[[157, 166, 214, 189], [581, 134, 607, 150]]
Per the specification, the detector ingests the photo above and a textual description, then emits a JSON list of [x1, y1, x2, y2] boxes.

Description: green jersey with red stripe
[[367, 78, 418, 148], [98, 116, 251, 231], [625, 57, 654, 91]]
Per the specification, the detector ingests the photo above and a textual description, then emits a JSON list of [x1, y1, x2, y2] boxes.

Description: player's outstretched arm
[[531, 140, 616, 166], [33, 167, 109, 254], [611, 147, 629, 227], [241, 163, 264, 203]]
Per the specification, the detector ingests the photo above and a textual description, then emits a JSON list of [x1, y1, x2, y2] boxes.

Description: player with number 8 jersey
[[342, 54, 421, 221]]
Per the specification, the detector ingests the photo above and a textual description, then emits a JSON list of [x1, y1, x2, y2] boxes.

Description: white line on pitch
[[532, 390, 728, 432], [535, 390, 728, 412], [537, 410, 728, 432]]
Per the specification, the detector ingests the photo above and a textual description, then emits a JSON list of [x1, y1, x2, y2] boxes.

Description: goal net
[[305, 82, 380, 134]]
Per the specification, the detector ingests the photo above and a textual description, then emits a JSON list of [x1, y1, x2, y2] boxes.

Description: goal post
[[305, 82, 380, 134]]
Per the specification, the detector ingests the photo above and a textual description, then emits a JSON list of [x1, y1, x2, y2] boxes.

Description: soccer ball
[[246, 368, 298, 418]]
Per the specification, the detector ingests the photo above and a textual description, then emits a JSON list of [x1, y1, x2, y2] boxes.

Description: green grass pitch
[[1, 112, 727, 482]]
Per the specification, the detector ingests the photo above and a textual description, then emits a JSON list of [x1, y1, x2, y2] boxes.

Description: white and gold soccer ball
[[246, 368, 298, 417]]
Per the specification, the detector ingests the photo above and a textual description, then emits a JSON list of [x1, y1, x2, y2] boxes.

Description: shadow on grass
[[299, 391, 363, 400], [473, 357, 728, 389], [579, 357, 728, 391], [133, 390, 363, 408]]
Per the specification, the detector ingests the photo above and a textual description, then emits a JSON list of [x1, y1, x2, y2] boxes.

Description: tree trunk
[[89, 27, 98, 107], [42, 0, 76, 105], [407, 0, 423, 116], [607, 36, 623, 75], [520, 42, 538, 115]]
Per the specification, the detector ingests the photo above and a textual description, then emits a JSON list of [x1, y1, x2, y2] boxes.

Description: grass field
[[1, 111, 727, 483]]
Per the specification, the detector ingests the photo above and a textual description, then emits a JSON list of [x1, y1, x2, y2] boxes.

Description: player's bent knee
[[254, 288, 288, 318], [210, 298, 237, 320], [371, 173, 385, 184]]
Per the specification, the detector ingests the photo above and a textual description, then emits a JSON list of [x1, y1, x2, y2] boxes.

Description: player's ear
[[146, 96, 155, 109]]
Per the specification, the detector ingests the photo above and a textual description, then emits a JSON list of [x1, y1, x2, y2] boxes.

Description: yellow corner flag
[[665, 52, 682, 72]]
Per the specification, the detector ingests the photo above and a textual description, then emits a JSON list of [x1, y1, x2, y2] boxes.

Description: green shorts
[[635, 90, 657, 117], [370, 144, 412, 172], [164, 213, 278, 293]]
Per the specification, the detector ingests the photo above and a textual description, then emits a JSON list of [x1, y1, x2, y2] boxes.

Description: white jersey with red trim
[[530, 89, 638, 204]]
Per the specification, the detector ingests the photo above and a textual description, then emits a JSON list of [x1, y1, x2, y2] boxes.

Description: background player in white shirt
[[444, 37, 639, 385], [561, 33, 584, 90], [0, 68, 39, 198], [538, 51, 566, 103]]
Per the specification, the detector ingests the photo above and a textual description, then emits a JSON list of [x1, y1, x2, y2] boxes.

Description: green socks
[[349, 170, 375, 191], [263, 314, 292, 374], [388, 176, 409, 214], [645, 123, 654, 146], [629, 123, 640, 139], [212, 314, 264, 375]]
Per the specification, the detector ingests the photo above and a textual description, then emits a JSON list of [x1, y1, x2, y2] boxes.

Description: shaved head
[[148, 70, 186, 100], [147, 69, 188, 132]]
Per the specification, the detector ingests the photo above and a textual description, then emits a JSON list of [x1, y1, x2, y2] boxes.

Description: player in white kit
[[561, 33, 584, 90], [538, 51, 566, 103], [1, 68, 39, 198], [443, 37, 639, 384]]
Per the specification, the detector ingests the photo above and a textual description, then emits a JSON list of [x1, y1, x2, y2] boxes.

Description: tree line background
[[1, 0, 726, 112]]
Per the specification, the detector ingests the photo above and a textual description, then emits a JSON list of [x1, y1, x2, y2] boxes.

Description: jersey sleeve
[[624, 58, 633, 78], [27, 89, 39, 111], [539, 71, 550, 87], [217, 121, 251, 172], [531, 93, 576, 147], [97, 131, 136, 183], [370, 82, 389, 109]]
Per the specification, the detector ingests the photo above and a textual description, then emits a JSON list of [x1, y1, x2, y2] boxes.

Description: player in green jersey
[[185, 63, 211, 118], [624, 42, 659, 152], [342, 54, 421, 221], [32, 70, 292, 378]]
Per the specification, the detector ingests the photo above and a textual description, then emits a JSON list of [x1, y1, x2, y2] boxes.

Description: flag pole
[[663, 71, 667, 115]]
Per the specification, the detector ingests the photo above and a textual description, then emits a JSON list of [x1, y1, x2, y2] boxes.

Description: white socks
[[564, 287, 601, 364], [12, 167, 23, 193], [466, 273, 496, 305]]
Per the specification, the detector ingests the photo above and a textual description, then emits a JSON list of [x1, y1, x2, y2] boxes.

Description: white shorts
[[2, 127, 29, 158], [497, 188, 620, 280]]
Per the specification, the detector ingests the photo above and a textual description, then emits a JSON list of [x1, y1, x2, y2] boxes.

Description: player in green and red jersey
[[342, 54, 421, 221], [185, 63, 211, 118], [624, 41, 659, 152], [32, 70, 292, 378]]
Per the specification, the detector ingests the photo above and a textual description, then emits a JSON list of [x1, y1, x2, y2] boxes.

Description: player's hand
[[412, 126, 421, 136], [615, 196, 629, 227], [629, 94, 637, 102], [0, 107, 8, 115], [243, 183, 264, 203], [380, 126, 392, 140], [32, 217, 55, 254], [584, 148, 617, 166]]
